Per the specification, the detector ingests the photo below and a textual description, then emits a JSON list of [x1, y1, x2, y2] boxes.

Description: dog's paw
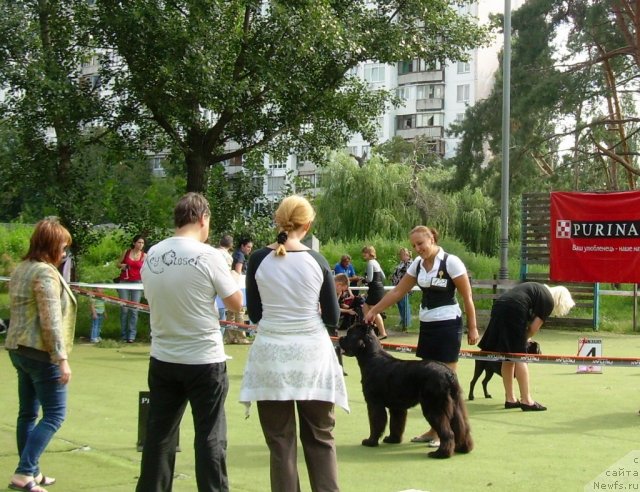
[[428, 449, 453, 459], [485, 393, 492, 399], [468, 395, 475, 401], [382, 435, 401, 444], [361, 438, 379, 447]]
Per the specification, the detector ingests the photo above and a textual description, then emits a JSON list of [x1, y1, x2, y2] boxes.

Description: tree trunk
[[185, 151, 208, 193]]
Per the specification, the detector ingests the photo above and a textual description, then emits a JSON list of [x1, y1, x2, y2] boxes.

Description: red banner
[[550, 191, 640, 283]]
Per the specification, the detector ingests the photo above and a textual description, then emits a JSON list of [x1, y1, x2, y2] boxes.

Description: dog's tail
[[450, 381, 474, 454]]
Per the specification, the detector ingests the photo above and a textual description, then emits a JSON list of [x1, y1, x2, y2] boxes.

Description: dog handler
[[239, 195, 349, 492], [364, 225, 479, 446], [478, 282, 574, 411]]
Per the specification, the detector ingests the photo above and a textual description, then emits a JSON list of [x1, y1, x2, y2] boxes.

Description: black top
[[495, 282, 554, 322]]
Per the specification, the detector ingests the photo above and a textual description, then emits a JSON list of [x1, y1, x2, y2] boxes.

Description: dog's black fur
[[0, 318, 8, 335], [338, 323, 473, 459], [468, 340, 542, 400]]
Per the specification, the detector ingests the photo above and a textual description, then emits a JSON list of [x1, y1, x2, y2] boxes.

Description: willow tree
[[314, 153, 454, 242], [94, 0, 490, 193]]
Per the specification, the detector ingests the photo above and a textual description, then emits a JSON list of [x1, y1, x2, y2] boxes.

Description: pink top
[[120, 250, 145, 282]]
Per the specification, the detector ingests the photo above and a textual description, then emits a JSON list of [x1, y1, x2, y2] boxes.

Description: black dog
[[0, 318, 8, 336], [338, 323, 473, 459], [468, 340, 542, 400]]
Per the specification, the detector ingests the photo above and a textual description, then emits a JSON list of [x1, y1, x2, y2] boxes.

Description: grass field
[[1, 329, 639, 492]]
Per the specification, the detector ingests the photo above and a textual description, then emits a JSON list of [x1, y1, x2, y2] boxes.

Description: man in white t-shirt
[[136, 193, 243, 492]]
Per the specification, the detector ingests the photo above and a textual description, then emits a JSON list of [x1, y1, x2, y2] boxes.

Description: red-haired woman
[[6, 218, 77, 492]]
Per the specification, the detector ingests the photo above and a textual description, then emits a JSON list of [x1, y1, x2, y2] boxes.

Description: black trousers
[[136, 357, 229, 492]]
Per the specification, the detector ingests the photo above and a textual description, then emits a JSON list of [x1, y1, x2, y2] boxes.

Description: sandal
[[521, 401, 547, 412], [9, 480, 46, 491], [36, 475, 56, 486], [410, 435, 436, 443]]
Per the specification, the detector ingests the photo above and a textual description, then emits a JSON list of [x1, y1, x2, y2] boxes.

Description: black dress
[[478, 282, 554, 354]]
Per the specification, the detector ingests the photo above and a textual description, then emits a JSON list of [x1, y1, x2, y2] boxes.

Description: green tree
[[94, 0, 490, 193], [0, 0, 147, 251]]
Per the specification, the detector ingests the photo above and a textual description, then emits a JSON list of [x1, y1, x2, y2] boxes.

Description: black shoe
[[521, 401, 547, 411], [504, 401, 521, 409]]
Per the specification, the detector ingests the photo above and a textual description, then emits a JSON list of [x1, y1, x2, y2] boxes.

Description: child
[[90, 287, 107, 343]]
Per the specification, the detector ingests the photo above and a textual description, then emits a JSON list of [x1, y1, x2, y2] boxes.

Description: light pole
[[499, 0, 512, 280]]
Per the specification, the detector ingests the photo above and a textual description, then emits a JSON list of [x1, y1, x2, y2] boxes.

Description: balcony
[[416, 98, 444, 111], [395, 126, 444, 140], [397, 70, 444, 86]]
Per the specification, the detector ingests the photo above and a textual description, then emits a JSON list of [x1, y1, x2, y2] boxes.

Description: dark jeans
[[136, 357, 229, 492], [9, 351, 67, 476]]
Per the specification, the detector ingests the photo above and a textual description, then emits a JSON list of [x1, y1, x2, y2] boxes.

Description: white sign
[[577, 338, 602, 374]]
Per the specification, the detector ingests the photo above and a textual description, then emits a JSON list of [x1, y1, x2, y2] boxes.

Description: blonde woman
[[478, 282, 574, 411], [364, 225, 478, 445], [240, 195, 348, 492], [361, 245, 388, 339]]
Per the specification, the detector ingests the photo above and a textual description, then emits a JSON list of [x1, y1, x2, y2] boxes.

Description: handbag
[[113, 251, 129, 283]]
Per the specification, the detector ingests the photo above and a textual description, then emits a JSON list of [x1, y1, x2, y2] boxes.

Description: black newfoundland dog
[[468, 340, 542, 400], [338, 323, 473, 458]]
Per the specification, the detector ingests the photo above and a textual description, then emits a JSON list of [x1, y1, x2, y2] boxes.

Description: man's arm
[[222, 290, 243, 313]]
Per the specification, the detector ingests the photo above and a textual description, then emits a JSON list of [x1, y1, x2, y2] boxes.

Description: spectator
[[136, 192, 243, 492], [226, 237, 253, 344], [240, 195, 349, 492], [361, 245, 388, 339], [116, 235, 145, 343], [334, 254, 359, 289], [6, 218, 77, 492], [89, 287, 107, 343], [391, 247, 413, 332], [216, 234, 234, 323]]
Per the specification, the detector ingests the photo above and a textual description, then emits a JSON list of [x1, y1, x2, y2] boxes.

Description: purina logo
[[555, 220, 640, 239]]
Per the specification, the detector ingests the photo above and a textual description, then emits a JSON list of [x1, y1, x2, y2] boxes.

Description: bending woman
[[240, 195, 348, 492], [364, 225, 478, 445], [6, 218, 77, 492], [478, 282, 574, 411]]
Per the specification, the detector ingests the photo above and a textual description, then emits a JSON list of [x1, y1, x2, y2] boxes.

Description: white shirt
[[406, 247, 467, 322], [142, 236, 240, 364]]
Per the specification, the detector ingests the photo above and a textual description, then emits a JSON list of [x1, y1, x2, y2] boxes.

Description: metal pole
[[499, 0, 512, 280]]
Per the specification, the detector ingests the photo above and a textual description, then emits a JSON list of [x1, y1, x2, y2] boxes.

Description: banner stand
[[577, 338, 603, 374]]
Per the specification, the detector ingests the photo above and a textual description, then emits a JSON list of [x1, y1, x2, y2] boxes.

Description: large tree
[[94, 0, 490, 193]]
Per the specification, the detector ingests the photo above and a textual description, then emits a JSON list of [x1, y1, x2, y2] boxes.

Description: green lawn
[[1, 330, 639, 492]]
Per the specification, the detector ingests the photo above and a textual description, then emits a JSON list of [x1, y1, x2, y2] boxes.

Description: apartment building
[[232, 0, 525, 199]]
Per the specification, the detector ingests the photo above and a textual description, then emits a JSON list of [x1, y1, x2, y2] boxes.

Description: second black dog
[[468, 340, 542, 400], [339, 323, 473, 459]]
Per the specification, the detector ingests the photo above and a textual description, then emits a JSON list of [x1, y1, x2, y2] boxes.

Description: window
[[267, 176, 286, 193], [267, 156, 286, 169], [456, 84, 470, 103], [457, 61, 471, 74], [396, 86, 412, 100], [417, 113, 444, 127], [364, 63, 386, 83], [397, 115, 415, 130], [397, 59, 441, 75], [416, 84, 443, 99], [149, 156, 166, 177], [456, 113, 465, 122], [346, 146, 358, 156]]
